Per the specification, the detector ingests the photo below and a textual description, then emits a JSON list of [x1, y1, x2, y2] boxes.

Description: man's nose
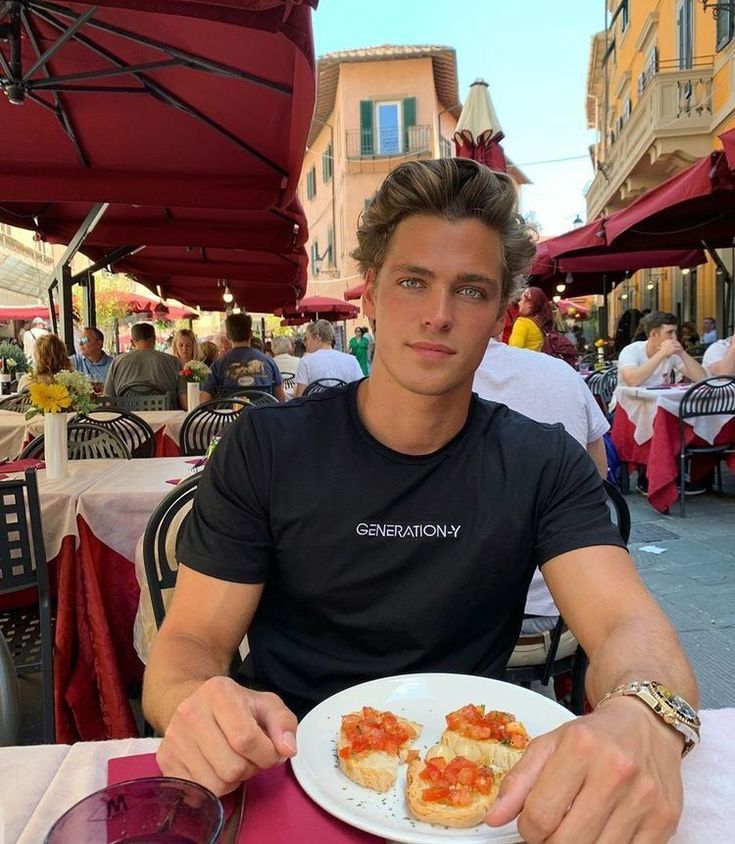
[[422, 289, 454, 332]]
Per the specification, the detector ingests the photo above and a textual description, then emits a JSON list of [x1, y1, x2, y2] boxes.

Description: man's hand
[[485, 697, 684, 843], [156, 676, 298, 796], [659, 338, 683, 358]]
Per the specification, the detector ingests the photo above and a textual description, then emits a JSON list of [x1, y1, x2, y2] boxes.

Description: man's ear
[[490, 303, 507, 340], [363, 270, 377, 319]]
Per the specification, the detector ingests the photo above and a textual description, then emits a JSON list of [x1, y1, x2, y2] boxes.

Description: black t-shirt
[[177, 382, 625, 718]]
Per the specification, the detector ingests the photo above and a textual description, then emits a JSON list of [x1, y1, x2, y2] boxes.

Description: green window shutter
[[360, 100, 374, 155], [402, 97, 417, 150]]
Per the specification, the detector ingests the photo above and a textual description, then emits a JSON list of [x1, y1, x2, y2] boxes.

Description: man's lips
[[409, 342, 455, 359]]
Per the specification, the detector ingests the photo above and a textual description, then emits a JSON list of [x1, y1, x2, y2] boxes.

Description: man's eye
[[458, 287, 486, 300], [399, 278, 423, 289]]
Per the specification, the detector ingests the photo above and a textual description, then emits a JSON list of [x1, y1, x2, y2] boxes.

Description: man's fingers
[[250, 690, 300, 758], [158, 730, 246, 796], [484, 735, 556, 827], [214, 690, 292, 770]]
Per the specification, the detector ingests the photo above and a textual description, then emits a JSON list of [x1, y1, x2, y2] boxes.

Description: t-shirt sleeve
[[176, 414, 273, 582], [268, 358, 283, 386], [702, 341, 728, 373], [617, 342, 640, 370], [295, 357, 309, 385], [534, 428, 626, 568], [580, 380, 610, 442]]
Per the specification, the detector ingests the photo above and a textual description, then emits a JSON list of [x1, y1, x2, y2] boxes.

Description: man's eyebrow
[[389, 264, 499, 286]]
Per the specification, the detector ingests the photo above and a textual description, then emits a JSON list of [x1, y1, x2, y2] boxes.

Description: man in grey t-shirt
[[104, 322, 185, 408]]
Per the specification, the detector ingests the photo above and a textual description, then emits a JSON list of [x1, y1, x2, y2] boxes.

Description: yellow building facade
[[586, 0, 735, 337]]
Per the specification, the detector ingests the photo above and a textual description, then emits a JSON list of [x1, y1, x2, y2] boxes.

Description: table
[[55, 456, 194, 743], [2, 708, 734, 843], [611, 386, 735, 512], [131, 409, 185, 456]]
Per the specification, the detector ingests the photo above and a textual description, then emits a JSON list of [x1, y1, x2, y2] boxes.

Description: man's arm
[[274, 384, 287, 402], [619, 346, 669, 386], [677, 351, 706, 383], [708, 341, 735, 376], [488, 546, 696, 842], [586, 436, 607, 477]]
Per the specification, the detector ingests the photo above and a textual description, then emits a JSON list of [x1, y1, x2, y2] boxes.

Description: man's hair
[[642, 311, 678, 336], [351, 159, 537, 305], [131, 322, 155, 343], [704, 316, 716, 324], [225, 313, 253, 342], [271, 335, 293, 356], [83, 326, 104, 344], [306, 319, 334, 345]]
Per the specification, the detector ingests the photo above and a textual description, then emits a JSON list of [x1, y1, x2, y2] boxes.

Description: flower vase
[[187, 381, 201, 411], [44, 412, 69, 480]]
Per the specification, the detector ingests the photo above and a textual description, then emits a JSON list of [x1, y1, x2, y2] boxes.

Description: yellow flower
[[30, 382, 72, 414]]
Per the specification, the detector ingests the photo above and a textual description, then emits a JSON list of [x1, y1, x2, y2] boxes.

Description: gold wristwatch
[[596, 680, 700, 757]]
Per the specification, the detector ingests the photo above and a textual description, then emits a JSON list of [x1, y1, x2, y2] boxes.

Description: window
[[638, 46, 658, 95], [310, 240, 319, 274], [322, 143, 332, 183], [677, 0, 694, 70], [306, 166, 316, 200], [376, 101, 401, 154], [326, 226, 334, 267], [359, 97, 417, 156], [620, 0, 629, 33], [716, 7, 735, 51], [440, 137, 453, 159]]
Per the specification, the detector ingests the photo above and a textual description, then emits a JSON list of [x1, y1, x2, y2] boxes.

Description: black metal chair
[[503, 480, 631, 715], [179, 398, 250, 456], [280, 371, 295, 391], [0, 469, 54, 742], [76, 408, 156, 458], [678, 376, 735, 517], [585, 366, 617, 417], [20, 421, 131, 461], [302, 378, 347, 396], [211, 386, 278, 406], [0, 390, 32, 413], [0, 630, 20, 746]]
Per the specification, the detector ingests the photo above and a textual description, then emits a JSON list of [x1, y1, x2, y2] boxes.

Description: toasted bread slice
[[407, 744, 501, 828], [441, 727, 525, 770], [441, 705, 530, 771], [338, 707, 421, 793]]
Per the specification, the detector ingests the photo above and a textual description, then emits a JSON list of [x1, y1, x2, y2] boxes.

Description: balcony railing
[[346, 124, 432, 159], [587, 60, 715, 218]]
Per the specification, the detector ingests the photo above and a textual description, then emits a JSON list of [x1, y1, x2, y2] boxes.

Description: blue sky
[[312, 0, 604, 236]]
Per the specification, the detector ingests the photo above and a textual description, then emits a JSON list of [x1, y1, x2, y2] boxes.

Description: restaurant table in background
[[2, 708, 734, 843], [129, 410, 185, 456], [55, 456, 195, 743], [611, 385, 735, 512]]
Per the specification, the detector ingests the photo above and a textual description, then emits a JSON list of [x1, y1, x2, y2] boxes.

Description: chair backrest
[[179, 398, 250, 456], [109, 392, 172, 412], [585, 368, 616, 415], [211, 386, 278, 406], [679, 376, 735, 421], [303, 378, 347, 396], [602, 478, 631, 544], [0, 390, 32, 413], [20, 421, 131, 460], [280, 371, 295, 391], [77, 408, 156, 458], [142, 473, 200, 628]]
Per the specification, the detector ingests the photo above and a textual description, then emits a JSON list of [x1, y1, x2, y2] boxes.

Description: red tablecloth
[[611, 406, 652, 466], [647, 410, 735, 513], [154, 426, 180, 457], [54, 517, 143, 743]]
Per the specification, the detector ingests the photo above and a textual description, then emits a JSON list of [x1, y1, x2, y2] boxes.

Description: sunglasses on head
[[79, 337, 90, 345]]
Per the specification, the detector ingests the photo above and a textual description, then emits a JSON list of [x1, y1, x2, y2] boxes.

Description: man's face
[[80, 329, 102, 359], [703, 318, 715, 333], [305, 330, 318, 353], [650, 324, 678, 348], [363, 214, 505, 398]]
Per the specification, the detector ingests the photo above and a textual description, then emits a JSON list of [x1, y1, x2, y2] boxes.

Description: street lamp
[[222, 283, 233, 304], [699, 1, 735, 18], [572, 214, 584, 227]]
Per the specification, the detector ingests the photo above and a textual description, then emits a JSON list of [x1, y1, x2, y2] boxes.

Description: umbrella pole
[[702, 242, 734, 335]]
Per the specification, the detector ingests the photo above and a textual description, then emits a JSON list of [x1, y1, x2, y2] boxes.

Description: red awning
[[0, 305, 54, 321], [276, 295, 359, 320], [720, 127, 735, 171], [343, 283, 365, 301]]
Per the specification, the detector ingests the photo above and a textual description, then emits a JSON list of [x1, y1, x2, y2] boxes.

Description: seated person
[[617, 310, 705, 387], [271, 335, 301, 376], [293, 319, 364, 397], [143, 159, 698, 843], [201, 313, 285, 402], [703, 333, 735, 377], [701, 316, 717, 346], [17, 333, 72, 393], [104, 321, 185, 408], [69, 326, 112, 388]]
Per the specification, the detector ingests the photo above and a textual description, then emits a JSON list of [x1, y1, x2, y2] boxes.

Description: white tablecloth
[[75, 456, 195, 563], [614, 386, 734, 445], [1, 710, 733, 843], [0, 411, 43, 461]]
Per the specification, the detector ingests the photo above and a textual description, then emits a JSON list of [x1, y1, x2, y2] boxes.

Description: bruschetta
[[441, 703, 530, 770], [407, 743, 501, 828], [337, 706, 422, 792]]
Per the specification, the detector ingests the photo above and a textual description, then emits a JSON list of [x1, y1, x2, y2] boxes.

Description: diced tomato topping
[[340, 706, 417, 758], [418, 755, 495, 805], [445, 703, 530, 749], [406, 750, 420, 763]]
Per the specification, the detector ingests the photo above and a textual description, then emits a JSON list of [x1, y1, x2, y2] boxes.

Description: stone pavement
[[626, 466, 735, 709]]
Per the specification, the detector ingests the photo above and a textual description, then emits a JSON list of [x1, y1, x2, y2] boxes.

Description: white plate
[[291, 673, 575, 844]]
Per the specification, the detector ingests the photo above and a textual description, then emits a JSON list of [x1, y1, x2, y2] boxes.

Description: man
[[473, 339, 609, 687], [270, 335, 300, 376], [201, 313, 285, 402], [617, 310, 705, 387], [144, 159, 697, 844], [22, 316, 48, 361], [104, 321, 185, 409], [701, 316, 717, 346], [293, 319, 364, 397], [703, 332, 735, 376], [69, 326, 113, 386]]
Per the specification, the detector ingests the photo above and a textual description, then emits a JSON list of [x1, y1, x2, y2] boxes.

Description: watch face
[[656, 684, 698, 722]]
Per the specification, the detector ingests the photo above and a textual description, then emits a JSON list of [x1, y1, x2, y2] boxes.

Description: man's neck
[[356, 362, 473, 456], [85, 351, 104, 364], [231, 340, 251, 348], [645, 338, 660, 359]]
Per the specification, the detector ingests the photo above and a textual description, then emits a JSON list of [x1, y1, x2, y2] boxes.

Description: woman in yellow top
[[508, 286, 553, 351]]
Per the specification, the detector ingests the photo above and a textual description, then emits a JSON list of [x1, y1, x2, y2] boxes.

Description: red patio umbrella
[[557, 299, 589, 319], [344, 282, 365, 301], [276, 295, 359, 321], [454, 78, 507, 172]]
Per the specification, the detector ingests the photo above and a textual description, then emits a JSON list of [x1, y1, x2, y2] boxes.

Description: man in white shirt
[[473, 340, 609, 688], [618, 310, 705, 387], [701, 316, 717, 346], [703, 335, 734, 376], [22, 316, 49, 361], [293, 319, 363, 397]]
